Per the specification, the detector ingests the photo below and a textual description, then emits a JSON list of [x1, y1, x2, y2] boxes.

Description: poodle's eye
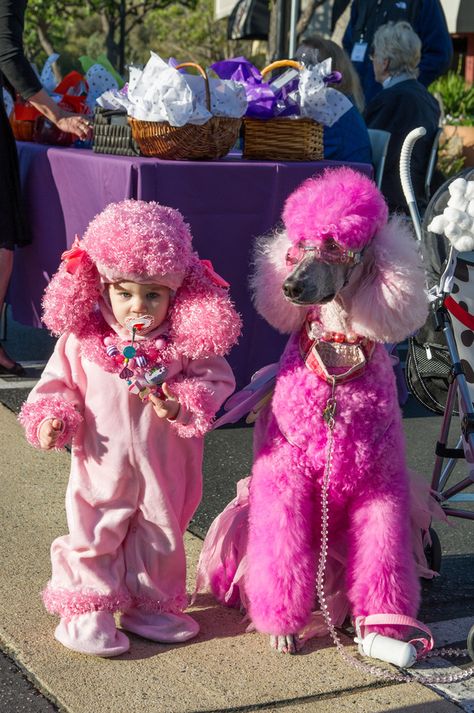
[[324, 238, 339, 252]]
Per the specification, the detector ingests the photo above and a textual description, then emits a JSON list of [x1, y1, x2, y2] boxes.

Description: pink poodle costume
[[19, 200, 240, 656], [196, 168, 430, 651]]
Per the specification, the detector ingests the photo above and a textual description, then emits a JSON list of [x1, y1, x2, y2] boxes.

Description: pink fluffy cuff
[[166, 379, 216, 438], [19, 396, 83, 450]]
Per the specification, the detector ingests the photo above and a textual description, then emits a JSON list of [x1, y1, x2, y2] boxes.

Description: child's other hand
[[38, 418, 64, 450], [149, 383, 180, 421]]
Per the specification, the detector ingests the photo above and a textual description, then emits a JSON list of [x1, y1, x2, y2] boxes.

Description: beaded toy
[[104, 315, 167, 402]]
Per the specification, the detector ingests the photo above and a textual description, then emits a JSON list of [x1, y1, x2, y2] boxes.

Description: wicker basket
[[128, 62, 242, 160], [93, 107, 141, 156], [243, 60, 324, 162], [10, 116, 35, 141]]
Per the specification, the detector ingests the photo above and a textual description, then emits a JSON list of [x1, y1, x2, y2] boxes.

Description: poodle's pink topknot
[[282, 167, 388, 251], [83, 199, 194, 284]]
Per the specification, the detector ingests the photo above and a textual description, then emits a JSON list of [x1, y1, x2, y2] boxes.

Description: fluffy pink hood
[[42, 200, 241, 359]]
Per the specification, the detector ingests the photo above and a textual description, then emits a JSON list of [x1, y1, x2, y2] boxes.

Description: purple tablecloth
[[12, 143, 372, 387]]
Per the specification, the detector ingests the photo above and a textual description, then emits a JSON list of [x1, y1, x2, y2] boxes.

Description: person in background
[[0, 0, 90, 375], [296, 35, 372, 164], [342, 0, 452, 103], [364, 21, 441, 213]]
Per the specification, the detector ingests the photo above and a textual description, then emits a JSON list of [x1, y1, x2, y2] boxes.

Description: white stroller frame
[[401, 127, 474, 523], [401, 128, 474, 660]]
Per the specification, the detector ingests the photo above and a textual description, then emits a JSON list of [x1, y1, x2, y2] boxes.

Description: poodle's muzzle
[[283, 253, 360, 305]]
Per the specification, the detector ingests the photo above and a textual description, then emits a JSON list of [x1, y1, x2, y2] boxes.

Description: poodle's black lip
[[285, 294, 336, 306]]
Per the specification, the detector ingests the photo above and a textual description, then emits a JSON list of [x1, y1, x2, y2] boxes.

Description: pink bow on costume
[[200, 259, 230, 288], [61, 235, 88, 275]]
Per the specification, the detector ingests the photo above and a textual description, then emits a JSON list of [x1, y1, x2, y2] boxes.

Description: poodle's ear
[[42, 254, 101, 337], [344, 215, 428, 343], [168, 260, 241, 358], [250, 229, 309, 334]]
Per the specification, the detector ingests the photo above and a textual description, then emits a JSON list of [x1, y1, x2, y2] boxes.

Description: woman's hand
[[149, 383, 180, 421], [38, 418, 64, 450], [55, 114, 92, 140]]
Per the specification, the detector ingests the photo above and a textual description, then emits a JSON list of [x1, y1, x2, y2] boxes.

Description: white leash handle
[[400, 127, 426, 242]]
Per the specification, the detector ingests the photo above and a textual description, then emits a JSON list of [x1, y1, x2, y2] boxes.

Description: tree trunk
[[267, 0, 279, 62], [100, 10, 119, 70], [36, 21, 62, 83]]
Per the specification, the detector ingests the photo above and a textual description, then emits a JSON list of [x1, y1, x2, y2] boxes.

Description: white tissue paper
[[298, 58, 352, 127], [428, 178, 474, 251], [2, 87, 13, 118], [100, 52, 247, 126]]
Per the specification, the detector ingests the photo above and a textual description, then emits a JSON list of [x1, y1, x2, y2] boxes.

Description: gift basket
[[211, 55, 354, 162], [10, 69, 89, 146], [243, 60, 324, 161], [127, 61, 243, 160]]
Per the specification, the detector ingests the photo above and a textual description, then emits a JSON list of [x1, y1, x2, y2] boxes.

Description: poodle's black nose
[[283, 279, 302, 300]]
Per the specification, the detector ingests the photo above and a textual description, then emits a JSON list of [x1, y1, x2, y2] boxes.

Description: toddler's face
[[108, 281, 171, 333]]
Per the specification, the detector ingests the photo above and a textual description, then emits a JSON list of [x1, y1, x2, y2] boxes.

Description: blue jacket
[[343, 0, 452, 103], [324, 103, 372, 164]]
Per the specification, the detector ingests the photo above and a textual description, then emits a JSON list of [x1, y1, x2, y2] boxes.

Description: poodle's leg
[[246, 438, 316, 652], [347, 485, 420, 639]]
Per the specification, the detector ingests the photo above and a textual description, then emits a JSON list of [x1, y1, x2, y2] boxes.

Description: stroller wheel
[[423, 527, 442, 576], [467, 625, 474, 662]]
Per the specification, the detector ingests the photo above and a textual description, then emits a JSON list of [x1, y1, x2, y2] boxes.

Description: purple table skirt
[[12, 143, 372, 388]]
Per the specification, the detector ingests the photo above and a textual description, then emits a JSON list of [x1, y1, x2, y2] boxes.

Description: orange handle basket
[[261, 59, 301, 79]]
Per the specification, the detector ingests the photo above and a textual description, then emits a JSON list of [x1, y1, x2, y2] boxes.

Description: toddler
[[19, 200, 240, 657]]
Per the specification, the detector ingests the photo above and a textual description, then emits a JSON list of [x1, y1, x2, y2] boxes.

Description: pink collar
[[299, 320, 375, 384]]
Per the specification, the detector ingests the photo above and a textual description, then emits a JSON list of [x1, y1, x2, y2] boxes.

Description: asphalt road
[[1, 312, 473, 711]]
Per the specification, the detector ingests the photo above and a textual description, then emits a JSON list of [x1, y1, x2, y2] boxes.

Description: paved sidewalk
[[0, 404, 462, 713]]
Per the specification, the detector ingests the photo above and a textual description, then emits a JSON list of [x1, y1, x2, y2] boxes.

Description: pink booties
[[120, 608, 199, 643], [54, 611, 130, 657]]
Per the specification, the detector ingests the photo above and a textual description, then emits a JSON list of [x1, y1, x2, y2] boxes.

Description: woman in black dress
[[0, 0, 90, 374]]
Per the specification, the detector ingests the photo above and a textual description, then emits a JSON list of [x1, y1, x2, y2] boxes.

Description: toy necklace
[[104, 315, 168, 402]]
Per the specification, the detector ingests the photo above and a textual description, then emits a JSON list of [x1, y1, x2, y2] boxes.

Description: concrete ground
[[0, 402, 466, 713]]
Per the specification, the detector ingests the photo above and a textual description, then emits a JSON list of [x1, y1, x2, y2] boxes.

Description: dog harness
[[299, 319, 375, 384]]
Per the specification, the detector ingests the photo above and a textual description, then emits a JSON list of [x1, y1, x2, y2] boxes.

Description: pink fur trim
[[345, 215, 428, 342], [250, 230, 308, 334], [42, 253, 101, 337], [131, 592, 188, 614], [166, 378, 216, 437], [43, 584, 133, 618], [168, 260, 242, 358], [19, 396, 83, 449], [283, 167, 388, 250]]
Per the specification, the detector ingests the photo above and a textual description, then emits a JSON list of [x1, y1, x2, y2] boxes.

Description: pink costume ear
[[250, 230, 309, 334], [344, 215, 428, 343], [42, 251, 101, 337], [167, 260, 241, 359]]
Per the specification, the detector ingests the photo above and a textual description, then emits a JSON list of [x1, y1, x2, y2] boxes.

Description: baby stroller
[[401, 128, 474, 661]]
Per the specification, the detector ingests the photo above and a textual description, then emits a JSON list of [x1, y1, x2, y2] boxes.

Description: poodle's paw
[[270, 634, 299, 654]]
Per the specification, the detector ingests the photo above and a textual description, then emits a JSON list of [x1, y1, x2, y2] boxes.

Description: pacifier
[[124, 315, 155, 333]]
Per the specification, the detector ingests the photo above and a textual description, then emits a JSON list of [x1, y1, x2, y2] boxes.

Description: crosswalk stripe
[[411, 618, 474, 712]]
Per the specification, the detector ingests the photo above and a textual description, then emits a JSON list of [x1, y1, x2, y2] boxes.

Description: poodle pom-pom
[[283, 167, 388, 251]]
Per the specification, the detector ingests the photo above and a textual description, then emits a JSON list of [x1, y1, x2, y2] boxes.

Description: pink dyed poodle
[[197, 167, 429, 653]]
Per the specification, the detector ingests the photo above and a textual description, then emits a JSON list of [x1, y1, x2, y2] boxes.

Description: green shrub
[[430, 65, 474, 126]]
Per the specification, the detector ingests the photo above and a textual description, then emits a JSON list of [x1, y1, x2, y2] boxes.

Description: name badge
[[351, 42, 368, 62]]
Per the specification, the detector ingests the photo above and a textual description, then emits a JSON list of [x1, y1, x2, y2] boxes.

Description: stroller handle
[[400, 127, 426, 242]]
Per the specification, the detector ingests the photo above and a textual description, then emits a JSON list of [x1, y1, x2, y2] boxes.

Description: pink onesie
[[21, 327, 235, 619]]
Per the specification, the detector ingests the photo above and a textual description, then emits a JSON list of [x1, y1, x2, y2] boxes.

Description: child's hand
[[38, 418, 64, 450], [149, 383, 180, 421]]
